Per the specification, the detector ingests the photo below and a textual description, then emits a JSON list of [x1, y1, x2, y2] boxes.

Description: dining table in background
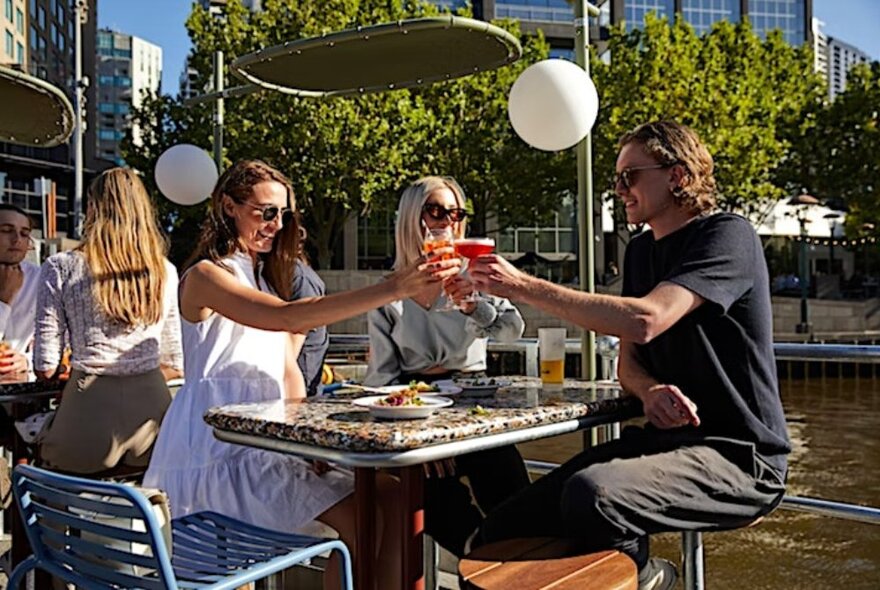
[[206, 377, 642, 590], [0, 375, 64, 571]]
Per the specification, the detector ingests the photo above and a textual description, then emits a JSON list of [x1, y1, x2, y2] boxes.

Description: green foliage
[[401, 21, 569, 236], [121, 0, 562, 267], [591, 14, 824, 222], [782, 62, 880, 238]]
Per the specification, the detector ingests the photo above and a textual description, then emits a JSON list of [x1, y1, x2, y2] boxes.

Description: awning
[[0, 65, 74, 147]]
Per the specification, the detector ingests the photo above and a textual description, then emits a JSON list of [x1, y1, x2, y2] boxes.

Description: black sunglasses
[[422, 203, 468, 223], [613, 162, 678, 190], [235, 199, 294, 224]]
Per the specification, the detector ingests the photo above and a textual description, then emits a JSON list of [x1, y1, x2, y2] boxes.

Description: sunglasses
[[422, 203, 468, 223], [235, 199, 294, 224], [613, 163, 678, 190]]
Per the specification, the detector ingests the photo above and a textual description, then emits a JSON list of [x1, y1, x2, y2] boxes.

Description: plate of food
[[433, 377, 511, 397], [351, 387, 454, 420]]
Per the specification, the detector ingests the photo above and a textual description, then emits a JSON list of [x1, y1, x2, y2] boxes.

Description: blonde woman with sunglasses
[[364, 176, 528, 558], [145, 160, 459, 590], [33, 168, 183, 478]]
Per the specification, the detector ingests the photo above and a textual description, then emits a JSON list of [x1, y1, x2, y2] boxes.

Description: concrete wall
[[320, 270, 880, 339]]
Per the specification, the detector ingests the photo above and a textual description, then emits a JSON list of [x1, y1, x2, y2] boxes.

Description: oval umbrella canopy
[[0, 65, 74, 147], [232, 16, 522, 97]]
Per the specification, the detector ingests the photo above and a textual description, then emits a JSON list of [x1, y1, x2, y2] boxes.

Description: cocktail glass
[[455, 237, 496, 304]]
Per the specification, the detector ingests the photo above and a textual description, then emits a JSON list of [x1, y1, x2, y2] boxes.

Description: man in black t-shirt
[[469, 121, 789, 590]]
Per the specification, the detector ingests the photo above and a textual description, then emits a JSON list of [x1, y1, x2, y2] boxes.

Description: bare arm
[[470, 255, 702, 343], [180, 254, 460, 333], [284, 332, 307, 400]]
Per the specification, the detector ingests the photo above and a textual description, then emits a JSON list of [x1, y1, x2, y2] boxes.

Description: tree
[[124, 0, 441, 268], [590, 15, 825, 224], [782, 62, 880, 238], [398, 21, 572, 237]]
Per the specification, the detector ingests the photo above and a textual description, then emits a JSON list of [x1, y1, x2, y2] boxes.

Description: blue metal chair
[[8, 464, 353, 589]]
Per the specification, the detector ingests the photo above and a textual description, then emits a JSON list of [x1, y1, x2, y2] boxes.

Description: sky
[[97, 0, 880, 97]]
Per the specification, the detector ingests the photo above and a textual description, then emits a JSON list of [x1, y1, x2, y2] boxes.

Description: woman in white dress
[[145, 160, 459, 590]]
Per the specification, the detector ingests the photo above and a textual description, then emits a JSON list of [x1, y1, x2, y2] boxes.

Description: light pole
[[823, 211, 842, 287], [71, 0, 88, 239], [789, 194, 819, 334], [575, 1, 601, 381]]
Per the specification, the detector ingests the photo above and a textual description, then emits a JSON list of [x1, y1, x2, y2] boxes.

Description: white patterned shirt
[[0, 260, 40, 357], [34, 251, 184, 375]]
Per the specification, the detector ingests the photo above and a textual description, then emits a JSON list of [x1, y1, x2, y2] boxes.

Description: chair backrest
[[12, 464, 177, 590]]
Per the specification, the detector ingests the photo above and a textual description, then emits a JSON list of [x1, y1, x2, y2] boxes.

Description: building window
[[5, 29, 12, 57], [14, 7, 22, 34], [37, 5, 45, 29], [15, 40, 22, 63], [4, 0, 11, 21], [29, 24, 36, 50]]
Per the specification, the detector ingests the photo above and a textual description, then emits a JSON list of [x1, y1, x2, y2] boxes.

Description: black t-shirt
[[291, 260, 329, 396], [622, 212, 790, 473]]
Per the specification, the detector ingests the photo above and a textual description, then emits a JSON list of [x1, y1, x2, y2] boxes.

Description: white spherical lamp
[[154, 144, 218, 205], [508, 59, 599, 152]]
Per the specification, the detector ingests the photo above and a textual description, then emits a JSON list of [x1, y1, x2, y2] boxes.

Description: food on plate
[[409, 380, 439, 392], [468, 405, 490, 416], [376, 387, 426, 407]]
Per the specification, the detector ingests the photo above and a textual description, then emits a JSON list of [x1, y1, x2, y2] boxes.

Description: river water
[[519, 376, 880, 589]]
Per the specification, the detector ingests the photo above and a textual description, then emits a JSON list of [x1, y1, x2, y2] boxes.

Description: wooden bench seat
[[459, 537, 638, 590]]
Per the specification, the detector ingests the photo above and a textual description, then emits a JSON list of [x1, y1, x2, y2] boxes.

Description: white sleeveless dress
[[144, 252, 353, 533]]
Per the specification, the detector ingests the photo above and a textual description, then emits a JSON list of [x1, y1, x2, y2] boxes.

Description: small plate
[[434, 378, 511, 397], [374, 384, 463, 396], [352, 395, 454, 420]]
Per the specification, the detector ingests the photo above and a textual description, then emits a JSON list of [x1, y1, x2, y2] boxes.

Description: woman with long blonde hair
[[33, 167, 183, 477]]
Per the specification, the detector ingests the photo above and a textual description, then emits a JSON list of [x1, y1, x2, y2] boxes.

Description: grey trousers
[[478, 426, 786, 569]]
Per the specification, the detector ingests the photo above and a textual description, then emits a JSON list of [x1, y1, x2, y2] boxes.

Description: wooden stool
[[459, 537, 638, 590]]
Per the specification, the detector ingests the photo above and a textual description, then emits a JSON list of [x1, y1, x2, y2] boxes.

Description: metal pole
[[72, 0, 86, 239], [213, 50, 224, 173], [798, 220, 809, 333], [575, 1, 597, 383]]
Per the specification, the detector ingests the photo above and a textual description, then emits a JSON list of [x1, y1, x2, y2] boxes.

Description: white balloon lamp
[[508, 59, 599, 152], [154, 144, 218, 205]]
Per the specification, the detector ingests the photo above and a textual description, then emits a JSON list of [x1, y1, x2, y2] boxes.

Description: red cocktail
[[455, 237, 495, 259]]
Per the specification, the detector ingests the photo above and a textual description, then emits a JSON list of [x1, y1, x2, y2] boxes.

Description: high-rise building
[[1, 0, 27, 67], [0, 0, 99, 240], [96, 29, 162, 165], [451, 1, 812, 56], [811, 17, 828, 78], [826, 36, 869, 100]]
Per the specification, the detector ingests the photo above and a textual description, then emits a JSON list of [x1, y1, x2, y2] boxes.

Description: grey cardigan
[[364, 294, 525, 386]]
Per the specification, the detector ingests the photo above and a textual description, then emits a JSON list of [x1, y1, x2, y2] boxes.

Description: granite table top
[[205, 377, 642, 455]]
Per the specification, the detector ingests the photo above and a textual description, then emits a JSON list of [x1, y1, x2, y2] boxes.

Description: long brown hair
[[78, 167, 168, 326], [185, 160, 300, 299]]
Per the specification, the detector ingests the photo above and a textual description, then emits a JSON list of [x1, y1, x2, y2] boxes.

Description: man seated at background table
[[468, 121, 790, 590], [0, 204, 39, 379]]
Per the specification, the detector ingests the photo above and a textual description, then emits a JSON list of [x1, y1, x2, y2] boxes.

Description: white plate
[[351, 395, 454, 420], [433, 378, 511, 397], [374, 384, 463, 396]]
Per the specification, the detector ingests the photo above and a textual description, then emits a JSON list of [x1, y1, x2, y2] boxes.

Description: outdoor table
[[206, 377, 641, 590], [0, 376, 64, 571]]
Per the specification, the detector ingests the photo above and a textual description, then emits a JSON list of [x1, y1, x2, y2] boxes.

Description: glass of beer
[[538, 328, 566, 388]]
